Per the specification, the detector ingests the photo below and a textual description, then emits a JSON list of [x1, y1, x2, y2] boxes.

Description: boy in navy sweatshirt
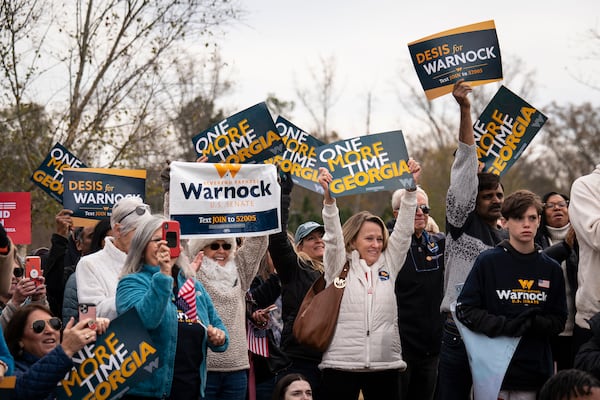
[[457, 189, 567, 399]]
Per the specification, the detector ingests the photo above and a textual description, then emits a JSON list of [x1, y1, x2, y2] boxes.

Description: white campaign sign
[[169, 162, 281, 238]]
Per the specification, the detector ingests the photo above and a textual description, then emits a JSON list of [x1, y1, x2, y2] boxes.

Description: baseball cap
[[294, 221, 324, 244]]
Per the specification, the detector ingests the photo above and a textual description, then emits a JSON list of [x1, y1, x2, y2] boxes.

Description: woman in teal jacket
[[116, 216, 228, 399]]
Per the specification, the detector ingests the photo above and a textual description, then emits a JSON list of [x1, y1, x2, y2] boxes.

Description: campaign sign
[[264, 117, 325, 194], [63, 168, 146, 226], [30, 143, 87, 204], [57, 308, 159, 400], [0, 376, 16, 399], [474, 86, 548, 176], [408, 20, 502, 100], [169, 162, 281, 238], [191, 102, 284, 164], [316, 131, 415, 197], [0, 192, 31, 244]]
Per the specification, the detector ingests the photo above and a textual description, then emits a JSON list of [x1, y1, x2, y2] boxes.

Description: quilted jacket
[[14, 347, 73, 400]]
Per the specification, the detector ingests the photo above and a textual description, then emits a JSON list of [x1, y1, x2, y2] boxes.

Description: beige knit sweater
[[196, 235, 268, 371]]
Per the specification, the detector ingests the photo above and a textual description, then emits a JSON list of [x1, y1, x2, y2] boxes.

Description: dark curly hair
[[538, 369, 600, 400]]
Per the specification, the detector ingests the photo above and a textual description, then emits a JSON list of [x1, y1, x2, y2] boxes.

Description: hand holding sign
[[55, 209, 74, 238], [318, 167, 334, 205], [407, 158, 421, 188], [452, 79, 473, 109]]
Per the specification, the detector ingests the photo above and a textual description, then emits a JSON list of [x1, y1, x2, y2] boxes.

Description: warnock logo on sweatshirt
[[495, 279, 548, 305]]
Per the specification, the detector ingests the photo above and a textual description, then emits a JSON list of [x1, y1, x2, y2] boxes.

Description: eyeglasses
[[543, 201, 568, 209], [208, 242, 232, 251], [416, 204, 430, 214], [13, 267, 24, 278], [31, 317, 62, 334], [117, 204, 149, 223]]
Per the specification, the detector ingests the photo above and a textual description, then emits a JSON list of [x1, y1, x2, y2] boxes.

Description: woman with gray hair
[[76, 197, 152, 320], [187, 232, 268, 400], [116, 215, 228, 399]]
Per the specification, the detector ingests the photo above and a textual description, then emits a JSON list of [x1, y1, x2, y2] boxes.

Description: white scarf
[[547, 222, 570, 246], [199, 257, 239, 291]]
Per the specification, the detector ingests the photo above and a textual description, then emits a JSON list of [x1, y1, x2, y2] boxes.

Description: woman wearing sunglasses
[[116, 216, 229, 399], [4, 303, 108, 399], [187, 232, 268, 400]]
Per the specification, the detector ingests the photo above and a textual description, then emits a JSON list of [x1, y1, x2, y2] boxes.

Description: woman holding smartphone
[[116, 216, 228, 399]]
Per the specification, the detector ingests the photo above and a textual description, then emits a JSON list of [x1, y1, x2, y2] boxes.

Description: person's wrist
[[0, 359, 8, 374]]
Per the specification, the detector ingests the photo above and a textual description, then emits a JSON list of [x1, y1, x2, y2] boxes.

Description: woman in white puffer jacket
[[316, 159, 420, 400]]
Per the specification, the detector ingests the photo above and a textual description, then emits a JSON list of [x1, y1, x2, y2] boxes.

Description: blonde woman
[[316, 159, 420, 400]]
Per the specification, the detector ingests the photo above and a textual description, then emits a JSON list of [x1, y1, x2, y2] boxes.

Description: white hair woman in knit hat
[[188, 233, 268, 400]]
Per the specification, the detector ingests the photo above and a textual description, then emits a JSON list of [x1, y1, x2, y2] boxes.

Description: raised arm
[[453, 79, 474, 146]]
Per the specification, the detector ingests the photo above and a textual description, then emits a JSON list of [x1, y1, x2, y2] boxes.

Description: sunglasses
[[13, 267, 24, 278], [208, 242, 232, 251], [117, 204, 149, 223], [417, 204, 430, 214], [32, 317, 62, 334]]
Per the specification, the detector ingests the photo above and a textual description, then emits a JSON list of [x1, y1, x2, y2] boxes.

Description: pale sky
[[212, 0, 600, 140]]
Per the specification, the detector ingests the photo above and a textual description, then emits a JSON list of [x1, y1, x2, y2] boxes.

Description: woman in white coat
[[316, 159, 420, 400]]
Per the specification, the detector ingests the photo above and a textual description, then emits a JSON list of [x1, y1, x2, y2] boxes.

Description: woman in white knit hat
[[188, 234, 268, 400]]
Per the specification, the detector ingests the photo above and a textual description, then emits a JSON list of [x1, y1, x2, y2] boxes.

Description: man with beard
[[436, 79, 508, 400]]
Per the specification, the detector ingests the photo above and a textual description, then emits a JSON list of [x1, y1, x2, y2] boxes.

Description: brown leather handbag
[[292, 262, 349, 352]]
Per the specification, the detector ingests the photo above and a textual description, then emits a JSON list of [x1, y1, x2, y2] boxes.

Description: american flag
[[247, 321, 269, 357], [538, 279, 550, 289], [178, 278, 197, 321]]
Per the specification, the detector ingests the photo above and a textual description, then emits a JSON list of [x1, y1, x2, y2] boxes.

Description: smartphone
[[162, 220, 181, 258], [264, 304, 278, 313], [24, 256, 42, 286], [78, 303, 97, 329]]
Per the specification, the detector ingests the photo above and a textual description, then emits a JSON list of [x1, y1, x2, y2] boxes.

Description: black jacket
[[395, 231, 445, 358], [268, 190, 322, 363], [43, 234, 79, 318], [575, 312, 600, 379]]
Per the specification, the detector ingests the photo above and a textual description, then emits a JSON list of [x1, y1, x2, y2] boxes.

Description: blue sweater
[[116, 265, 228, 398]]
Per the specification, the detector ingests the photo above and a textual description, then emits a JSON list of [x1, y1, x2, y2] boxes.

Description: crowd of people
[[0, 79, 598, 400]]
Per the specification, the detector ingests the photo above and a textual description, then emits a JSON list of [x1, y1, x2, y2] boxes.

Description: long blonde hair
[[290, 230, 324, 273]]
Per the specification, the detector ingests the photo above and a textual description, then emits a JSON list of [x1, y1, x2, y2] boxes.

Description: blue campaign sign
[[57, 308, 159, 400], [264, 117, 325, 194], [408, 20, 502, 100], [63, 168, 146, 226], [191, 102, 284, 164], [30, 143, 87, 204], [474, 86, 548, 176], [315, 131, 415, 197]]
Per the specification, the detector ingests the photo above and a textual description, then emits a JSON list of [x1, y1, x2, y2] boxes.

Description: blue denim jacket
[[116, 265, 228, 398]]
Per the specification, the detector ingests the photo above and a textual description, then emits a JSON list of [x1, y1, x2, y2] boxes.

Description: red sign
[[0, 192, 31, 244]]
